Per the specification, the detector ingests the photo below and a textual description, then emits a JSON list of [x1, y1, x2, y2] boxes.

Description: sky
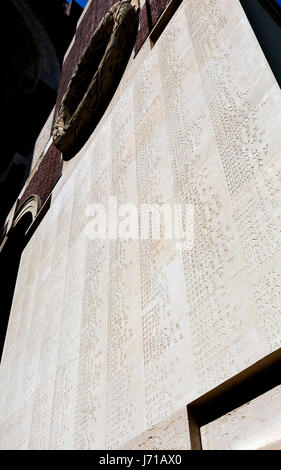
[[276, 0, 281, 7], [67, 0, 88, 8]]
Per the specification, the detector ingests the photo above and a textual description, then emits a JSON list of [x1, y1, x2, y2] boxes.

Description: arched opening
[[0, 196, 41, 361]]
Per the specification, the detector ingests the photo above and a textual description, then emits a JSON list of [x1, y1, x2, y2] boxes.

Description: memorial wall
[[0, 0, 281, 449]]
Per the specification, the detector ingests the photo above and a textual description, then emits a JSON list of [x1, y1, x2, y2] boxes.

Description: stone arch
[[0, 194, 41, 360], [12, 194, 41, 234]]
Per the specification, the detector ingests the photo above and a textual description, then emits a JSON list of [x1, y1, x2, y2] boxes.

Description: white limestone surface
[[119, 409, 191, 450], [0, 0, 281, 449]]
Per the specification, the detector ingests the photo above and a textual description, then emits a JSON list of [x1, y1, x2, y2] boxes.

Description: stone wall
[[31, 108, 55, 172]]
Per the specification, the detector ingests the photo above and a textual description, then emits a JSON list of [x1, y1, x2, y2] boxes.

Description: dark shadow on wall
[[239, 0, 281, 88]]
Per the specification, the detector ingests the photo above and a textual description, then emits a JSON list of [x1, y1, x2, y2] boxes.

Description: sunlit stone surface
[[0, 0, 281, 449]]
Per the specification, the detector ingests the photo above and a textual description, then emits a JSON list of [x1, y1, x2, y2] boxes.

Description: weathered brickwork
[[135, 0, 171, 54], [18, 145, 62, 210]]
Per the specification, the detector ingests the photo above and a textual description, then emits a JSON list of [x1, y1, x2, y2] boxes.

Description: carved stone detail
[[53, 1, 139, 159]]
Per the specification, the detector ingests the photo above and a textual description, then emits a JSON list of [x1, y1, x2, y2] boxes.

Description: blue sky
[[67, 0, 88, 8], [276, 0, 281, 7]]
